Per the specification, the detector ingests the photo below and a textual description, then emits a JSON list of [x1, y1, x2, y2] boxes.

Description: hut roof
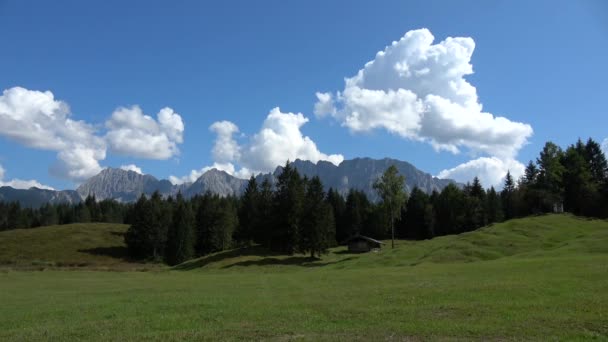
[[343, 235, 385, 245]]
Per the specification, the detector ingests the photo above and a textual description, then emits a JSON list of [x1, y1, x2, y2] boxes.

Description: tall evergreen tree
[[434, 183, 466, 235], [236, 176, 259, 246], [485, 186, 503, 224], [300, 176, 335, 257], [562, 143, 596, 216], [501, 171, 516, 220], [537, 141, 565, 204], [343, 189, 371, 240], [271, 162, 304, 254], [401, 187, 434, 239], [165, 193, 195, 265], [255, 179, 274, 247], [326, 188, 347, 243]]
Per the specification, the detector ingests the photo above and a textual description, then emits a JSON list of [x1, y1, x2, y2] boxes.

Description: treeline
[[502, 138, 608, 218], [0, 195, 129, 231], [390, 137, 608, 240], [2, 137, 606, 265], [125, 163, 336, 265]]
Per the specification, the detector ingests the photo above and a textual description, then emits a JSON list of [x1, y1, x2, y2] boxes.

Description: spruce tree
[[236, 176, 259, 246], [326, 188, 346, 243], [501, 171, 516, 220], [272, 162, 304, 254], [402, 187, 434, 240], [344, 189, 371, 240], [301, 176, 335, 258], [165, 193, 195, 266]]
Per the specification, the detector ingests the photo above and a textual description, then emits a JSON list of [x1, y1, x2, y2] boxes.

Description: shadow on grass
[[333, 249, 357, 255], [173, 246, 282, 271], [174, 245, 357, 270], [222, 256, 356, 269], [78, 246, 130, 260]]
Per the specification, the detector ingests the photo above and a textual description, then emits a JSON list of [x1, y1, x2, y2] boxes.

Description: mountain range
[[0, 158, 457, 207]]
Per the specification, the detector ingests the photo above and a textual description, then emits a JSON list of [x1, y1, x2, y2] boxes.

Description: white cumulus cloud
[[171, 107, 344, 183], [437, 157, 525, 188], [0, 164, 54, 190], [315, 28, 533, 184], [120, 164, 143, 174], [0, 86, 187, 183], [602, 138, 608, 157], [0, 87, 105, 181], [105, 106, 184, 160]]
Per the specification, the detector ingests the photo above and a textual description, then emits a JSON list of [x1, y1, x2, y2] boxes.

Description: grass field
[[1, 214, 607, 340]]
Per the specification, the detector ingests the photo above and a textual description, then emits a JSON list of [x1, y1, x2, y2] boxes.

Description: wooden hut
[[344, 235, 384, 253]]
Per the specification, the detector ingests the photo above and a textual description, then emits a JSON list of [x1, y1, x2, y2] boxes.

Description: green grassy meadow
[[1, 214, 607, 340]]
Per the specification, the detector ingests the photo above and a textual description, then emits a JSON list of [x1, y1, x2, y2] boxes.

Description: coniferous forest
[[1, 137, 607, 266]]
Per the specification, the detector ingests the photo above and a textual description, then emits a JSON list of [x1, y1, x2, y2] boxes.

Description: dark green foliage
[[195, 193, 238, 255], [373, 165, 407, 248], [236, 176, 258, 246], [271, 162, 305, 254], [300, 176, 336, 257], [343, 189, 371, 240], [501, 171, 516, 220], [326, 188, 347, 243], [165, 194, 195, 265], [254, 179, 274, 247], [398, 187, 434, 240], [485, 187, 503, 224], [433, 183, 466, 236]]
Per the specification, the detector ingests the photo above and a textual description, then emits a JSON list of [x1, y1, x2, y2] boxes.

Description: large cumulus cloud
[[315, 28, 533, 186], [170, 107, 344, 184], [105, 106, 184, 160], [0, 86, 184, 183]]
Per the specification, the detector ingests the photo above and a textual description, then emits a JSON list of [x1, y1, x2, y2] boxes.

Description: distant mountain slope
[[185, 169, 246, 198], [287, 158, 454, 201], [0, 158, 458, 207], [76, 168, 182, 202], [0, 186, 81, 208]]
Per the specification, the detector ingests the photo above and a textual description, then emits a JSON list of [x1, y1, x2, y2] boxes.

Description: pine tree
[[501, 171, 516, 220], [402, 187, 434, 240], [301, 176, 335, 257], [434, 183, 466, 235], [272, 162, 304, 254], [150, 191, 170, 259], [465, 177, 486, 229], [236, 176, 259, 246], [344, 189, 371, 240], [537, 141, 565, 204], [195, 193, 237, 255], [562, 144, 596, 215], [124, 195, 153, 258], [165, 193, 195, 266], [255, 179, 274, 247], [485, 186, 504, 224], [326, 188, 346, 243]]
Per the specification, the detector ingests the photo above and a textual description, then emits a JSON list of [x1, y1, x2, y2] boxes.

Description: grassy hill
[[0, 214, 607, 340], [0, 222, 157, 270], [176, 213, 608, 271]]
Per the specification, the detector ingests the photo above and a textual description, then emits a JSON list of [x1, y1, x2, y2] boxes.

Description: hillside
[[176, 214, 608, 270], [0, 222, 157, 270], [2, 214, 606, 272], [0, 214, 607, 340]]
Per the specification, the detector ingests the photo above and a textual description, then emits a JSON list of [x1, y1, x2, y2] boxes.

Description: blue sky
[[0, 0, 607, 190]]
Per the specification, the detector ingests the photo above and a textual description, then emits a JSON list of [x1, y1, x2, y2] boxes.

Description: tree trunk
[[391, 211, 395, 249]]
